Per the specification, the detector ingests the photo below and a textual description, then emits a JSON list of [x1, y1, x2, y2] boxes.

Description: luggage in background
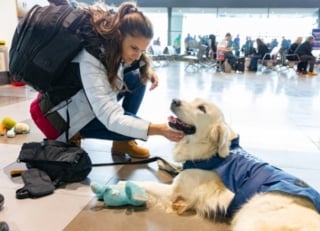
[[235, 57, 245, 72], [224, 59, 232, 73]]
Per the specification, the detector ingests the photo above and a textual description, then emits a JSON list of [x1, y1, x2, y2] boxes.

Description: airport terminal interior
[[1, 56, 320, 230], [1, 0, 320, 230]]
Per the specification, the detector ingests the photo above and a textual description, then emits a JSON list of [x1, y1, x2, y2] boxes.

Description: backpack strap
[[91, 156, 181, 176], [16, 168, 55, 199], [91, 156, 161, 166]]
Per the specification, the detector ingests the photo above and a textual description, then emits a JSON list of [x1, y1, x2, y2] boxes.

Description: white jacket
[[55, 49, 150, 142]]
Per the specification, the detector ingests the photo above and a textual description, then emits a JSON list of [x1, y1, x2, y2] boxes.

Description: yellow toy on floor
[[0, 117, 30, 138]]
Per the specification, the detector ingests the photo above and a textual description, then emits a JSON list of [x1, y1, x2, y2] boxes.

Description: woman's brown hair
[[83, 2, 154, 92]]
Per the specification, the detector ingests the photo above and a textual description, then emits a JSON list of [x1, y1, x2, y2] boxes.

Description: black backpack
[[18, 140, 92, 185], [9, 4, 89, 93], [15, 140, 92, 199]]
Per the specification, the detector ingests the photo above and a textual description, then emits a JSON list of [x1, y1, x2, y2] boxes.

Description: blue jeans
[[80, 71, 146, 140], [224, 52, 236, 68], [249, 55, 262, 71]]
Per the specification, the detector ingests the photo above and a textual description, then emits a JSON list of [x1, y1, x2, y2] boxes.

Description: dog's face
[[169, 98, 224, 135], [168, 98, 237, 162]]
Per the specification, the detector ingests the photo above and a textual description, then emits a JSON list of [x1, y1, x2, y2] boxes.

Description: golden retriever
[[135, 98, 320, 231]]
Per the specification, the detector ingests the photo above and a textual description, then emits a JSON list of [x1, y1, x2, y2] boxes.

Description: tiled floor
[[0, 61, 320, 231]]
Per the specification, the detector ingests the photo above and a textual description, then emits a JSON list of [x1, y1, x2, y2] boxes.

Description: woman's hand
[[148, 69, 159, 91], [163, 126, 185, 142], [148, 123, 185, 142]]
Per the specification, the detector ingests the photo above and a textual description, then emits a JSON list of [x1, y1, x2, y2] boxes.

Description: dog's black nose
[[171, 99, 181, 107]]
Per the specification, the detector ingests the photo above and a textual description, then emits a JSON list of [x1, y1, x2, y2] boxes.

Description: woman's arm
[[77, 50, 150, 140]]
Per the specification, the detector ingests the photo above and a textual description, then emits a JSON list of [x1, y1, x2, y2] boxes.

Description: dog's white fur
[[134, 98, 320, 230]]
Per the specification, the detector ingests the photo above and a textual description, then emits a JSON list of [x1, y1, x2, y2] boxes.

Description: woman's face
[[121, 34, 151, 65]]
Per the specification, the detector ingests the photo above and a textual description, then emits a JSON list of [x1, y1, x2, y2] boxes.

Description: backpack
[[14, 139, 171, 199], [15, 139, 92, 199], [9, 4, 89, 93], [18, 140, 92, 185]]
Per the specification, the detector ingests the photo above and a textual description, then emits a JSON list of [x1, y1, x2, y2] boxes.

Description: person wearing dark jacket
[[287, 36, 302, 61], [294, 36, 317, 76], [249, 38, 269, 71], [209, 34, 217, 59]]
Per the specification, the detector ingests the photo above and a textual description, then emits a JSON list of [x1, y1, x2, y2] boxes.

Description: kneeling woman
[[30, 2, 184, 159]]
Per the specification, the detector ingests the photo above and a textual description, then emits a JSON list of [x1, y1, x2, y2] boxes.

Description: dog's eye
[[198, 105, 206, 113]]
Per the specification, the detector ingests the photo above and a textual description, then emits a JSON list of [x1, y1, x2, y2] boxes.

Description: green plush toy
[[1, 117, 16, 130], [0, 117, 30, 137], [0, 117, 16, 136], [91, 181, 147, 207]]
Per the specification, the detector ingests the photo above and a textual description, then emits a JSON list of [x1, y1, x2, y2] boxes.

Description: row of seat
[[148, 44, 307, 74], [260, 49, 301, 73], [183, 44, 216, 72], [147, 45, 177, 67]]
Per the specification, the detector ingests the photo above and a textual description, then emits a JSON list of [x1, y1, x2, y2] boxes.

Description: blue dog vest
[[183, 137, 320, 216]]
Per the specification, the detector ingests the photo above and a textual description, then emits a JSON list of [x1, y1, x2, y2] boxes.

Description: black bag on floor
[[235, 57, 245, 72], [15, 140, 173, 199], [17, 139, 92, 186], [16, 168, 55, 199]]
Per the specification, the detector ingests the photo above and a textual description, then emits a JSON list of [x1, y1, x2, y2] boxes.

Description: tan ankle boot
[[111, 140, 150, 159], [69, 132, 82, 146]]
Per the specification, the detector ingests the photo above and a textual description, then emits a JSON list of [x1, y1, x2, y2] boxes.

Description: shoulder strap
[[15, 5, 41, 52]]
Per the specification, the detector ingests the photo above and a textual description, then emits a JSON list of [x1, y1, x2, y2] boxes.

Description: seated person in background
[[173, 34, 181, 55], [241, 36, 254, 57], [294, 36, 317, 76], [217, 33, 237, 70], [184, 33, 193, 54], [233, 34, 240, 57], [249, 38, 270, 71], [287, 36, 303, 61], [208, 34, 217, 59], [153, 37, 161, 46], [279, 36, 291, 65]]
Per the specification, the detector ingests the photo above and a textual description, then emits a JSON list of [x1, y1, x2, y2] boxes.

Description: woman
[[249, 38, 270, 71], [30, 2, 184, 159], [208, 34, 217, 59]]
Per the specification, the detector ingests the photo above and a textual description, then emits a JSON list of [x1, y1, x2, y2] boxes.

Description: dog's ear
[[209, 122, 230, 158]]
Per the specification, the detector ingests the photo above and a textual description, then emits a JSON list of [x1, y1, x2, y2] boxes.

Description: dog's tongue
[[168, 116, 196, 135], [168, 116, 176, 123]]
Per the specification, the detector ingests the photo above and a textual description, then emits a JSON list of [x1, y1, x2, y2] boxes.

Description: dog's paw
[[157, 158, 182, 175], [172, 196, 188, 215]]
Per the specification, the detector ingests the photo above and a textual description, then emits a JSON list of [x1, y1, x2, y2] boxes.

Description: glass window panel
[[140, 7, 319, 54], [141, 7, 168, 46], [268, 8, 318, 18], [217, 8, 268, 18]]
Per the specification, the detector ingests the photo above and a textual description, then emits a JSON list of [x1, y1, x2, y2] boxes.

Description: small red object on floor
[[11, 80, 25, 86]]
